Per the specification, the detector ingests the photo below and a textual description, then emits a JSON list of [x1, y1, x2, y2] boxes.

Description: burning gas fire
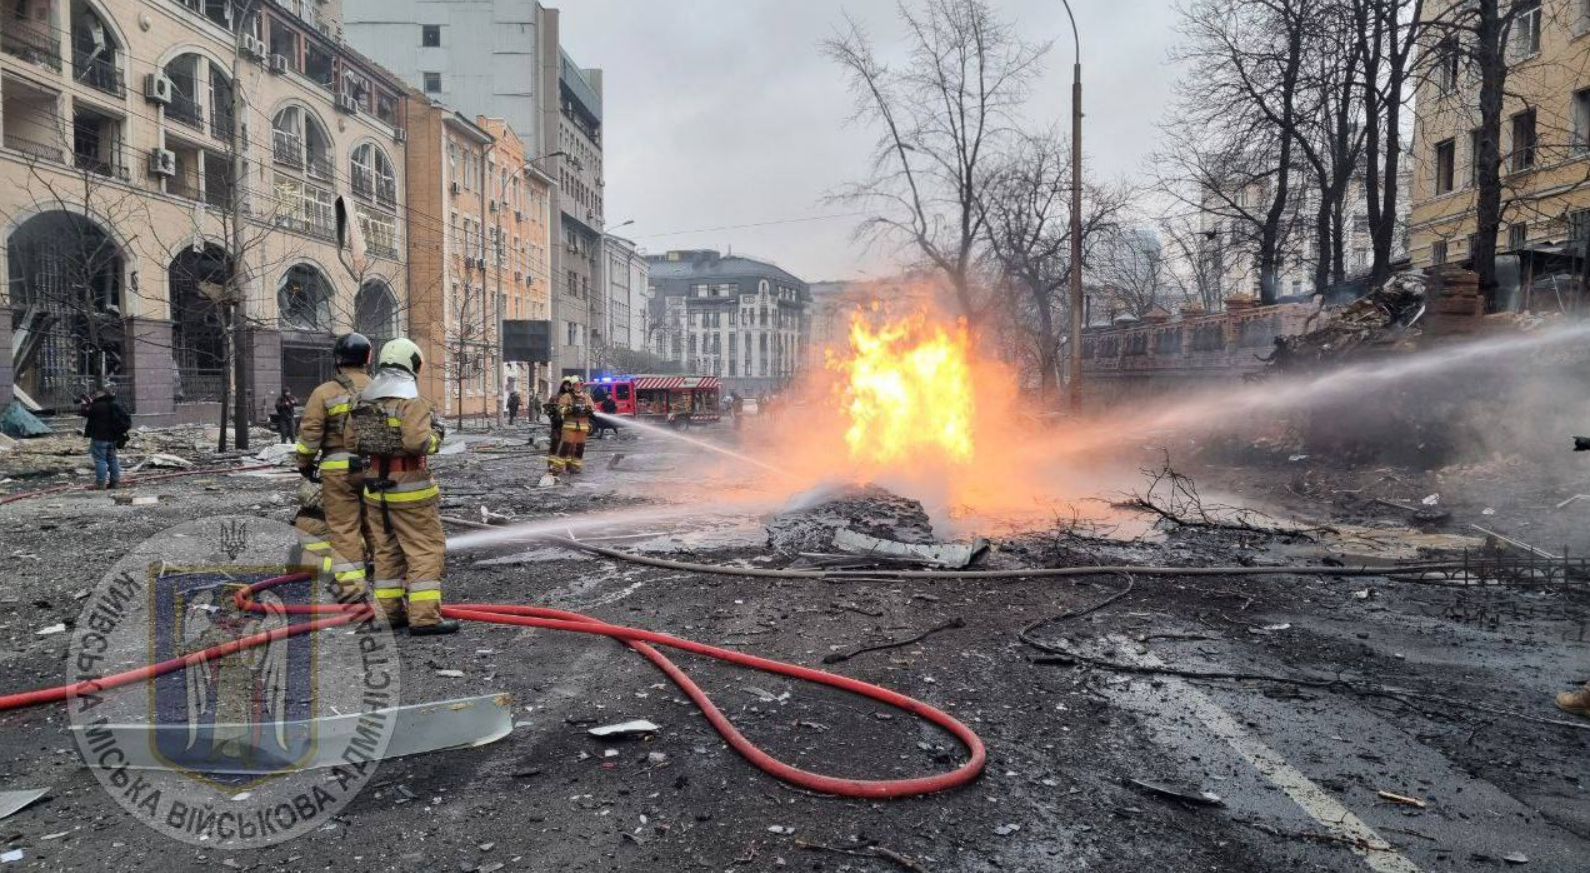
[[830, 313, 976, 466]]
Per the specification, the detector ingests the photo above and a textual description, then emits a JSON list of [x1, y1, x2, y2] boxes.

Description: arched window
[[70, 1, 123, 96], [271, 105, 333, 181], [168, 244, 230, 403], [354, 280, 398, 347], [7, 210, 125, 409], [277, 263, 333, 331], [350, 142, 397, 207]]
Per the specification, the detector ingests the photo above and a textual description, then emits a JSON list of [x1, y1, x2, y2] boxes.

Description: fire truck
[[591, 375, 723, 428]]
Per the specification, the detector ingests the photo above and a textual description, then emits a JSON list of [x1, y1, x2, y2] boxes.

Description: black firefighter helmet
[[333, 332, 373, 368]]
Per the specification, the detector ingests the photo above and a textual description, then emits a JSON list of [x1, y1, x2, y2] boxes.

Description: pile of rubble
[[767, 484, 937, 556], [0, 421, 280, 480], [1280, 273, 1427, 367]]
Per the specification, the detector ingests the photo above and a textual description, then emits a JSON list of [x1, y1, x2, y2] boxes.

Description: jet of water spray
[[594, 413, 796, 479], [1067, 323, 1590, 454]]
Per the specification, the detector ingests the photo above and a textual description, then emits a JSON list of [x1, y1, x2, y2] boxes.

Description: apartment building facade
[[602, 233, 647, 362], [344, 0, 608, 380], [1409, 0, 1590, 310], [646, 249, 810, 395], [1, 0, 410, 421]]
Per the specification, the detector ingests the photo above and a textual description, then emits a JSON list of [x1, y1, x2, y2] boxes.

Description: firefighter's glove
[[298, 465, 319, 482]]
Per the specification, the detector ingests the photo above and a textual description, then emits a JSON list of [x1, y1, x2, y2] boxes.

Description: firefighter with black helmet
[[358, 338, 459, 636], [294, 332, 373, 602]]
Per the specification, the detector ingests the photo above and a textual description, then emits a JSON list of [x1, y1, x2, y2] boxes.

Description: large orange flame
[[830, 313, 976, 467]]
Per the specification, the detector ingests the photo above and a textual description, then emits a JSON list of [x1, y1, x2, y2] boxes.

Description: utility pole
[[1063, 1, 1084, 414], [227, 6, 254, 451]]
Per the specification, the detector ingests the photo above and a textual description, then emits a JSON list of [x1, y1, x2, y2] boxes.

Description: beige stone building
[[402, 97, 554, 422], [0, 0, 410, 423], [1409, 0, 1590, 309]]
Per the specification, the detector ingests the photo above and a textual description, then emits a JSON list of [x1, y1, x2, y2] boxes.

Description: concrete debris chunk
[[587, 719, 659, 738], [137, 453, 195, 470], [832, 527, 989, 569], [0, 788, 49, 821]]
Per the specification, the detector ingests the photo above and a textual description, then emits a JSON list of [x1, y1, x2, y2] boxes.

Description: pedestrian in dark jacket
[[82, 389, 132, 489], [507, 390, 522, 426], [274, 389, 297, 443]]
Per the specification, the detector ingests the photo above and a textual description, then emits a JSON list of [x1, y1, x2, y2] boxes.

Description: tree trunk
[[1473, 0, 1506, 307]]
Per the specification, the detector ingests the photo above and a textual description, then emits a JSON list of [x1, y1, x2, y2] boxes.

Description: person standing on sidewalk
[[274, 389, 297, 443], [82, 388, 131, 490]]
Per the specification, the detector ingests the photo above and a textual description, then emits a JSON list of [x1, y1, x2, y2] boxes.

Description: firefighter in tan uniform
[[293, 333, 373, 602], [550, 376, 595, 475], [358, 339, 459, 636], [289, 479, 336, 589]]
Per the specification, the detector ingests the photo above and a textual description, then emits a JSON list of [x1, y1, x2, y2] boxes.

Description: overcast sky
[[557, 1, 1183, 283]]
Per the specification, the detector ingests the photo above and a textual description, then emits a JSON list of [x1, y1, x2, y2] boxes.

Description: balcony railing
[[168, 175, 202, 202], [168, 93, 204, 130], [272, 213, 337, 243], [72, 51, 125, 97], [2, 31, 62, 72], [73, 146, 126, 179], [367, 241, 398, 260], [272, 129, 303, 168], [210, 106, 235, 142], [306, 153, 333, 182], [3, 132, 64, 164]]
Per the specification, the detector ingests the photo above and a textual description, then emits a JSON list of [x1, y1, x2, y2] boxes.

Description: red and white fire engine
[[591, 375, 723, 428]]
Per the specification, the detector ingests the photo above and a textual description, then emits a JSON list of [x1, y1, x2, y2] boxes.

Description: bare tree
[[824, 0, 1048, 324], [980, 133, 1131, 395], [1355, 0, 1424, 286], [1157, 214, 1227, 312], [1168, 0, 1313, 305], [1095, 227, 1172, 318]]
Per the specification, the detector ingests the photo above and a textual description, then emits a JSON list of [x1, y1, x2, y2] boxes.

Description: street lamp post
[[1062, 0, 1084, 413]]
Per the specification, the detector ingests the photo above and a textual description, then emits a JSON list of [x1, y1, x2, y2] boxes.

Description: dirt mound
[[766, 484, 936, 555]]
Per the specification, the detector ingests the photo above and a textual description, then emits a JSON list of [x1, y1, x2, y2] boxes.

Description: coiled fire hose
[[0, 572, 987, 800]]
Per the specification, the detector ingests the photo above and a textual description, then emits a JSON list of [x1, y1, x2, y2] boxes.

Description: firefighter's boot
[[407, 598, 459, 636], [1555, 684, 1590, 719]]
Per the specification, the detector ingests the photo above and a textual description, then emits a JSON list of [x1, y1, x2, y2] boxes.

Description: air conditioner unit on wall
[[336, 93, 359, 114], [239, 34, 266, 60], [268, 55, 289, 75], [148, 148, 177, 177], [392, 127, 408, 143], [144, 73, 174, 105]]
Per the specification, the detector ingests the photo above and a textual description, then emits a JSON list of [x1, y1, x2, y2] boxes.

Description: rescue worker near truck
[[359, 338, 459, 636], [294, 333, 373, 602], [550, 376, 595, 474]]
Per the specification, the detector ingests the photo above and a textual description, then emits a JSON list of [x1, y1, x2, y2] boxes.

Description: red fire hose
[[0, 573, 985, 800]]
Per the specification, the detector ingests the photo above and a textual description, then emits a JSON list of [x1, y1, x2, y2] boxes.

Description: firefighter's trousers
[[292, 511, 335, 592], [321, 471, 369, 602], [365, 498, 448, 627], [552, 420, 589, 473]]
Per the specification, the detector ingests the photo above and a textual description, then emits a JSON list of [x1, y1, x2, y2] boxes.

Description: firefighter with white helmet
[[356, 338, 459, 636], [293, 332, 373, 602], [550, 375, 595, 475]]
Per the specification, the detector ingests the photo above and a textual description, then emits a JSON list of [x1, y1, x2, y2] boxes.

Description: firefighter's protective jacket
[[294, 371, 371, 475], [557, 389, 594, 431], [361, 396, 444, 507]]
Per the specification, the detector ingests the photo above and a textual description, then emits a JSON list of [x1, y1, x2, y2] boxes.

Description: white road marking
[[1119, 642, 1423, 873]]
